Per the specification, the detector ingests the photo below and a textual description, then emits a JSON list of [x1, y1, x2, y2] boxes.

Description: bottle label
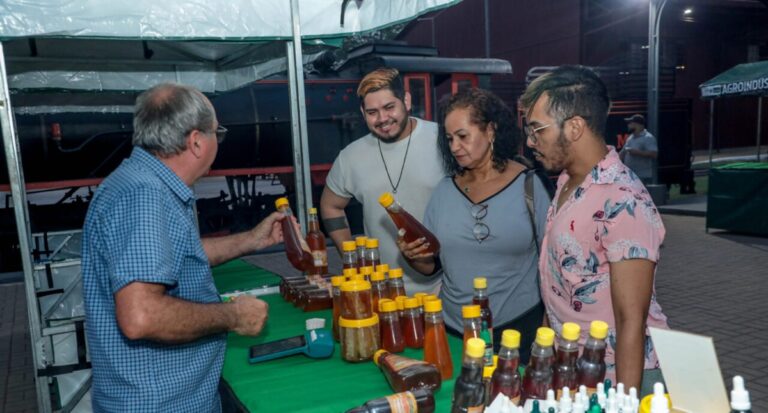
[[385, 391, 417, 413], [385, 354, 426, 373], [311, 250, 327, 267]]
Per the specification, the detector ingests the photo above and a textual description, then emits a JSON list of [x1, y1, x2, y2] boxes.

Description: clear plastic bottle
[[379, 300, 405, 353], [483, 356, 498, 406], [378, 192, 441, 253], [374, 349, 441, 393], [522, 327, 556, 402], [387, 268, 407, 299], [554, 322, 581, 393], [461, 305, 482, 357], [306, 207, 328, 276], [331, 275, 345, 341], [423, 298, 453, 380], [274, 197, 313, 271], [355, 236, 368, 269], [370, 271, 390, 314], [490, 329, 522, 406], [472, 277, 493, 346], [402, 297, 424, 349], [451, 337, 486, 413], [342, 240, 358, 270], [345, 388, 435, 413], [577, 321, 608, 390], [363, 238, 381, 268]]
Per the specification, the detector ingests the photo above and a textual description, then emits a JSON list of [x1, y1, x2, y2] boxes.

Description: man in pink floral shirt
[[520, 66, 669, 396]]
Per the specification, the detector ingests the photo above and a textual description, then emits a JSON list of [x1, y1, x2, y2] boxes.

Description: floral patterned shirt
[[539, 147, 669, 378]]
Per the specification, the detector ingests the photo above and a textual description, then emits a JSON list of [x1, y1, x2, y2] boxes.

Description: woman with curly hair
[[397, 88, 550, 361]]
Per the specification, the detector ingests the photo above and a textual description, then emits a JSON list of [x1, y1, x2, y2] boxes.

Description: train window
[[404, 73, 432, 120], [451, 73, 478, 95]]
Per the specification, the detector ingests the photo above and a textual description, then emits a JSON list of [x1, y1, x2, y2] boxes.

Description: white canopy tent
[[0, 1, 460, 411]]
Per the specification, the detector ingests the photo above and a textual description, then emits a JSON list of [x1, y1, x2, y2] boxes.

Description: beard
[[534, 129, 571, 173], [370, 115, 410, 143]]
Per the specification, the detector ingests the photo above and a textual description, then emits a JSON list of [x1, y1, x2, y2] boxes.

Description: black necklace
[[378, 118, 414, 194]]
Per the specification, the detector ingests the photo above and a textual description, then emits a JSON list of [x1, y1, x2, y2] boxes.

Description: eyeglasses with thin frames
[[523, 115, 582, 144], [211, 125, 227, 144], [470, 203, 490, 243]]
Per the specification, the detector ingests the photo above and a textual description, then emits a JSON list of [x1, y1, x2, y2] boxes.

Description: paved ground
[[1, 214, 766, 412]]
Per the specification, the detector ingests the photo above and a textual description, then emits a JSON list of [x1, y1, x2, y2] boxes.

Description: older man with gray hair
[[82, 83, 284, 412]]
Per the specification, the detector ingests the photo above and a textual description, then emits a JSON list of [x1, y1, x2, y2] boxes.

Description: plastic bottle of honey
[[482, 356, 498, 406], [306, 208, 328, 276], [274, 197, 313, 271], [490, 329, 522, 406], [378, 192, 441, 254], [472, 277, 493, 347], [423, 298, 453, 380], [355, 236, 368, 269], [576, 321, 608, 391], [342, 240, 358, 270], [362, 238, 381, 268], [387, 268, 407, 299], [402, 297, 424, 349], [370, 271, 390, 314], [375, 264, 390, 276], [379, 300, 405, 353], [331, 275, 345, 341], [359, 265, 374, 282], [345, 388, 435, 413], [451, 337, 486, 413], [554, 322, 581, 393], [462, 305, 482, 356], [374, 349, 442, 393], [522, 327, 556, 402]]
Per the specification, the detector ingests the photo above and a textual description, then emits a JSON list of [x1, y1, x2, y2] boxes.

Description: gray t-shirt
[[621, 130, 658, 179], [423, 172, 549, 331], [325, 118, 445, 294]]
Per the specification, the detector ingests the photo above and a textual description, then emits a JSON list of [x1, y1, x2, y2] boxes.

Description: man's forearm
[[328, 228, 353, 258], [203, 230, 257, 267], [614, 321, 646, 391]]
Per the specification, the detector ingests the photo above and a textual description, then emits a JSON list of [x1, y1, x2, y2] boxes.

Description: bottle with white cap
[[650, 383, 670, 413], [544, 389, 557, 411], [730, 375, 752, 413], [559, 386, 573, 413]]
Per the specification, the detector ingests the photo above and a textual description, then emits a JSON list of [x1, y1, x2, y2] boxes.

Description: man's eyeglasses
[[470, 203, 490, 243], [211, 125, 227, 144], [523, 123, 552, 145]]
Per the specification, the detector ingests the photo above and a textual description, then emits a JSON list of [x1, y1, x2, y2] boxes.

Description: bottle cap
[[373, 349, 389, 366], [394, 296, 407, 310], [274, 197, 289, 209], [422, 294, 438, 303], [413, 292, 427, 306], [338, 314, 379, 328], [342, 241, 356, 252], [379, 300, 397, 313], [370, 272, 386, 282], [359, 266, 373, 276], [355, 236, 368, 247], [365, 238, 379, 248], [309, 207, 317, 214], [330, 276, 345, 287], [375, 264, 389, 274], [340, 280, 371, 292], [388, 268, 403, 278], [590, 320, 609, 340], [462, 304, 481, 319], [562, 322, 581, 341], [342, 268, 357, 277], [731, 375, 751, 410], [423, 298, 443, 313], [535, 327, 555, 347], [348, 274, 365, 282], [473, 277, 487, 289], [378, 192, 395, 208], [466, 337, 486, 359], [649, 383, 670, 413], [501, 329, 521, 349], [404, 297, 419, 309]]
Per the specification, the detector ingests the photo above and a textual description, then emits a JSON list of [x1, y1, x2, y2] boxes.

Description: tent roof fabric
[[699, 60, 768, 99]]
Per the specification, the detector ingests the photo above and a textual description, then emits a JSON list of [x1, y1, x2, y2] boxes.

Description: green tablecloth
[[212, 259, 281, 293], [715, 161, 768, 170], [213, 260, 466, 413], [707, 162, 768, 235]]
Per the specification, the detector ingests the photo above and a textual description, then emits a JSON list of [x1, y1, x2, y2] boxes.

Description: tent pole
[[287, 0, 313, 232], [0, 43, 51, 413], [757, 97, 762, 162], [708, 100, 714, 169]]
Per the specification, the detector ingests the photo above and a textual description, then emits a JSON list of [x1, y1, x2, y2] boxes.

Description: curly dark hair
[[437, 88, 529, 176]]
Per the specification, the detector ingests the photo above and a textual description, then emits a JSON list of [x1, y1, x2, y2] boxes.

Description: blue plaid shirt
[[83, 147, 225, 413]]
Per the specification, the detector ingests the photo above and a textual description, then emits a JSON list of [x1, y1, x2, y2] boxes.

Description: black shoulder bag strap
[[524, 170, 541, 258]]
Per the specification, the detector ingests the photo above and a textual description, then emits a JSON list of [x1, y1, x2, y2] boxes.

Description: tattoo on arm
[[323, 216, 349, 232]]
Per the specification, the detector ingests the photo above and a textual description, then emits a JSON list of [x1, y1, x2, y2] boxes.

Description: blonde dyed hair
[[357, 67, 405, 107]]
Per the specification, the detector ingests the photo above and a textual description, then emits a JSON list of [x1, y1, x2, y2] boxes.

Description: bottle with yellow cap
[[370, 271, 390, 314], [472, 277, 494, 352], [490, 329, 522, 405], [522, 327, 556, 402], [482, 356, 498, 406], [330, 275, 345, 341], [402, 297, 424, 349], [378, 192, 441, 254], [387, 268, 407, 299], [359, 265, 374, 282], [379, 300, 405, 353], [342, 267, 358, 281], [576, 320, 609, 389], [423, 298, 453, 380], [375, 264, 390, 276], [554, 322, 581, 392], [373, 349, 441, 393], [461, 305, 483, 357], [362, 238, 381, 268], [451, 337, 486, 413], [274, 197, 313, 271], [355, 236, 368, 269], [413, 292, 427, 321], [341, 240, 358, 271], [306, 207, 328, 276], [340, 280, 373, 320]]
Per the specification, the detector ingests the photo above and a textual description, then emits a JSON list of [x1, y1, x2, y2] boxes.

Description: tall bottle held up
[[378, 192, 440, 253], [275, 197, 313, 272]]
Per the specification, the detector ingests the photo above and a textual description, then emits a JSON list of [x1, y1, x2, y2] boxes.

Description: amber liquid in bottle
[[521, 340, 555, 402], [379, 307, 405, 353], [554, 336, 579, 392], [345, 388, 435, 413], [401, 307, 424, 349], [375, 350, 442, 393], [276, 200, 313, 271], [472, 292, 493, 343], [306, 210, 328, 276], [490, 345, 521, 404], [576, 337, 606, 389], [424, 306, 453, 380], [384, 203, 440, 254]]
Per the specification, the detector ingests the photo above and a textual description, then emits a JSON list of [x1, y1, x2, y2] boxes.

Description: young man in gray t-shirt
[[619, 114, 658, 184]]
